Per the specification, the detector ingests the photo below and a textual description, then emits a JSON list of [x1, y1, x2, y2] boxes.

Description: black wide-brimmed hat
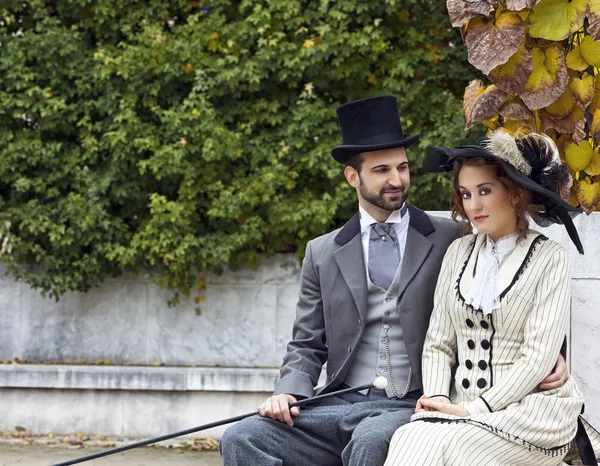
[[332, 95, 419, 164], [423, 131, 584, 254]]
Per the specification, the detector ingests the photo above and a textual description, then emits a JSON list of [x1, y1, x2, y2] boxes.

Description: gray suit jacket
[[274, 204, 461, 398]]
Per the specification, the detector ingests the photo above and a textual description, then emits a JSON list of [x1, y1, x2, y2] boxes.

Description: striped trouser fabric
[[384, 420, 568, 466]]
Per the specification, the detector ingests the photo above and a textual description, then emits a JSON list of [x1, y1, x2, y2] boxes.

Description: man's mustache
[[382, 186, 404, 193]]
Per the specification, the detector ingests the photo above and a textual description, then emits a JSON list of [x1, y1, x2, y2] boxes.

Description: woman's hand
[[539, 353, 568, 390], [419, 398, 469, 417], [415, 395, 451, 413]]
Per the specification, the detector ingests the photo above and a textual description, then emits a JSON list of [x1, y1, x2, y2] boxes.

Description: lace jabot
[[464, 232, 519, 315]]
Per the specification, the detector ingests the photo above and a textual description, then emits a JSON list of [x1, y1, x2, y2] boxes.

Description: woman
[[384, 131, 589, 466]]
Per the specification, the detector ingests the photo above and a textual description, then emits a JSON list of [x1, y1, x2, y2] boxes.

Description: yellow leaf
[[565, 139, 593, 172], [568, 191, 579, 207], [462, 80, 486, 130], [577, 177, 600, 212], [584, 147, 600, 176], [596, 74, 600, 90], [556, 134, 572, 162], [529, 0, 587, 41], [488, 43, 533, 94], [482, 114, 500, 129], [500, 119, 535, 136], [588, 0, 600, 41], [367, 73, 377, 85], [569, 73, 595, 106], [590, 91, 600, 112], [470, 84, 507, 123], [545, 88, 575, 118], [521, 45, 569, 109], [565, 46, 589, 71], [464, 11, 526, 75], [303, 39, 314, 48], [592, 108, 600, 144], [517, 10, 530, 21], [580, 36, 600, 67]]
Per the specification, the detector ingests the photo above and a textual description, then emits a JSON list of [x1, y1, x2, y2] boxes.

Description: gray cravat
[[368, 223, 400, 290]]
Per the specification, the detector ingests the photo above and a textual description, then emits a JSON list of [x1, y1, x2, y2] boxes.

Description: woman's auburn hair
[[450, 157, 536, 241]]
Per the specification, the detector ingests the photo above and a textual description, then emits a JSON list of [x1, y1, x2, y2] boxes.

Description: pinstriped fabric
[[385, 421, 559, 466], [384, 233, 584, 466]]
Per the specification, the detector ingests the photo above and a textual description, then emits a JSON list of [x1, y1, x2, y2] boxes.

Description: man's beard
[[359, 178, 409, 212]]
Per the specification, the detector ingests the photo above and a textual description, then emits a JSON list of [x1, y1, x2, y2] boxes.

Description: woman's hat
[[423, 131, 584, 254], [332, 95, 419, 164]]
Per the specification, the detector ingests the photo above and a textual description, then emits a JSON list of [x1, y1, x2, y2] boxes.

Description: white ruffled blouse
[[464, 233, 518, 315]]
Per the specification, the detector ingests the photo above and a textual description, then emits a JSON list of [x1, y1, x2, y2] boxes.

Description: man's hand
[[257, 394, 300, 426], [539, 353, 569, 390], [419, 398, 469, 417]]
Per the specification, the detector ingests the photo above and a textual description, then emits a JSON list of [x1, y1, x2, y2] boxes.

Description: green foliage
[[0, 0, 482, 300]]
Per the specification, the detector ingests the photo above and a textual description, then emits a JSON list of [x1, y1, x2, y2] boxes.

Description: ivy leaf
[[520, 45, 569, 110], [446, 0, 498, 27], [565, 46, 590, 71], [488, 43, 533, 93], [540, 107, 586, 143], [471, 85, 508, 124], [591, 91, 600, 113], [545, 88, 576, 118], [463, 10, 526, 74], [580, 36, 600, 67], [463, 79, 487, 130], [588, 0, 600, 41], [499, 119, 536, 137], [584, 147, 600, 176], [577, 177, 600, 214], [569, 73, 595, 107], [498, 97, 534, 120], [529, 0, 588, 41], [565, 139, 594, 172], [505, 0, 541, 10], [592, 109, 600, 145]]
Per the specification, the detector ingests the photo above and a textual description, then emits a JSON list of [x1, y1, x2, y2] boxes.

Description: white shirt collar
[[359, 204, 407, 231]]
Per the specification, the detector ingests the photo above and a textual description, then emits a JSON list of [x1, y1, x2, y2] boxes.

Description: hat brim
[[424, 145, 580, 214], [424, 144, 584, 254], [331, 134, 420, 164]]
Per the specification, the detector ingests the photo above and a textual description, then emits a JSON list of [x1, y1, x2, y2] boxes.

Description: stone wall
[[0, 212, 598, 438]]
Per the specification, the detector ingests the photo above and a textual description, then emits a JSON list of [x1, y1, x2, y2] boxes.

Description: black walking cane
[[52, 376, 389, 465]]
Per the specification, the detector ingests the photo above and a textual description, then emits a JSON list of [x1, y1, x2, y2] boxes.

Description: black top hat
[[423, 132, 584, 254], [332, 95, 419, 163]]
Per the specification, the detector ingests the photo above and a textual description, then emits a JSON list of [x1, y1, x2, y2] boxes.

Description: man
[[220, 95, 568, 466]]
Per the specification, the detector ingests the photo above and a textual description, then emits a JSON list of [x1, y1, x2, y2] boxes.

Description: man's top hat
[[332, 95, 419, 164]]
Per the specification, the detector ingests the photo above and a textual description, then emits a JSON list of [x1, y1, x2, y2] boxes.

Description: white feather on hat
[[483, 131, 532, 176]]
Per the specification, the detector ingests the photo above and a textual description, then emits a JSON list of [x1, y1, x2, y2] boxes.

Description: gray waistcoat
[[343, 265, 412, 398]]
